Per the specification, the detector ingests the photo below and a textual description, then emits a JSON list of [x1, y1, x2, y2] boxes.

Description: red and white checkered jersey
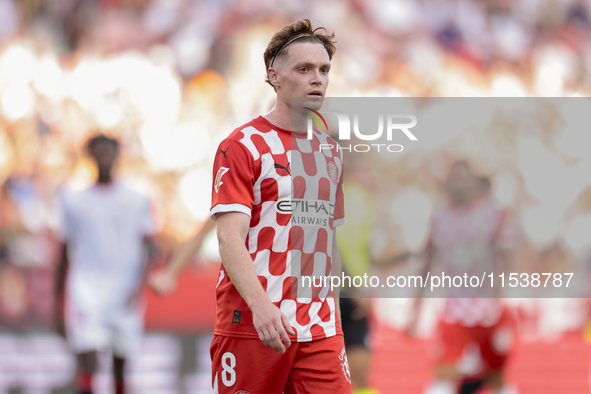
[[210, 116, 345, 342], [428, 194, 518, 327]]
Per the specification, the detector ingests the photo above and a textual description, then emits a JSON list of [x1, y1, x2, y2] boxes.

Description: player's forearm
[[166, 220, 216, 277], [165, 238, 202, 278], [498, 248, 514, 272], [418, 249, 433, 295], [54, 244, 68, 309], [218, 233, 269, 308], [413, 250, 433, 311], [139, 237, 159, 283]]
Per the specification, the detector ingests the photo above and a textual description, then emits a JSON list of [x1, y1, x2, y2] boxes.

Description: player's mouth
[[307, 90, 323, 97]]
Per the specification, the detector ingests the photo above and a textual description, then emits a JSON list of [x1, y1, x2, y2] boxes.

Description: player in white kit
[[55, 135, 157, 394]]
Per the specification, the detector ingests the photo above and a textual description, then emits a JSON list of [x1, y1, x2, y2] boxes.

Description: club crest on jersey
[[339, 347, 351, 383], [214, 167, 230, 193], [327, 161, 339, 184]]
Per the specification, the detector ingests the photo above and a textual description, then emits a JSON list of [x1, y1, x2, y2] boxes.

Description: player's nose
[[310, 69, 323, 85]]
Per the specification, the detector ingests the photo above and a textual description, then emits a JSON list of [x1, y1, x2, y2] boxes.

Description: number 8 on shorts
[[221, 352, 236, 387]]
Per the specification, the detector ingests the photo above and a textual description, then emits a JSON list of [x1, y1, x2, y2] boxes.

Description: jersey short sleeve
[[210, 139, 258, 220]]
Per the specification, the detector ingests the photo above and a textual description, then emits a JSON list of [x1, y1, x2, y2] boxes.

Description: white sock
[[424, 381, 456, 394]]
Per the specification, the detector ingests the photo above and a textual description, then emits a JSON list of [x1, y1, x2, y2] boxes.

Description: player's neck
[[264, 101, 307, 133], [451, 192, 485, 209], [96, 173, 114, 184]]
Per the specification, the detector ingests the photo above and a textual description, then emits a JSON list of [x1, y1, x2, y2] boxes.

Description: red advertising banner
[[0, 261, 219, 333], [144, 264, 218, 333]]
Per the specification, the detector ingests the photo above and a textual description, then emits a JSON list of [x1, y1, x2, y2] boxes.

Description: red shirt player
[[209, 19, 351, 393], [419, 161, 519, 394]]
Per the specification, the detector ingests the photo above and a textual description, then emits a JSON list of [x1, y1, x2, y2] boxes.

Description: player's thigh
[[76, 351, 99, 372], [111, 306, 144, 358], [210, 335, 294, 394], [64, 299, 110, 354], [285, 335, 352, 394], [435, 322, 473, 367], [479, 311, 516, 370]]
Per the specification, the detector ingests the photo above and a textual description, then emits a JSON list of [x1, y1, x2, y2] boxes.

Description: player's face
[[446, 164, 478, 204], [90, 142, 118, 176], [274, 42, 330, 110]]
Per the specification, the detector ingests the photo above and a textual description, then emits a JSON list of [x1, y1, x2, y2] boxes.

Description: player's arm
[[496, 212, 517, 269], [407, 242, 434, 335], [125, 235, 161, 307], [419, 244, 435, 292], [143, 235, 161, 269], [494, 212, 517, 297], [54, 242, 68, 337], [148, 219, 216, 295], [216, 211, 295, 353], [126, 195, 161, 305], [497, 249, 514, 271]]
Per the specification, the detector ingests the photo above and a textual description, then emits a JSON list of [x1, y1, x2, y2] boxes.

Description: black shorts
[[339, 297, 369, 348]]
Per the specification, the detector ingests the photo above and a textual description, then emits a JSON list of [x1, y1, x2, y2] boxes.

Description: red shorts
[[210, 334, 352, 394], [435, 309, 516, 371]]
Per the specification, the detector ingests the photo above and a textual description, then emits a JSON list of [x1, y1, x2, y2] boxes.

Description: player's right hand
[[252, 301, 296, 353], [147, 269, 177, 296]]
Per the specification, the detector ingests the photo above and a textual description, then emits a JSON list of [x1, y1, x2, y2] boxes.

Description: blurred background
[[1, 0, 591, 393]]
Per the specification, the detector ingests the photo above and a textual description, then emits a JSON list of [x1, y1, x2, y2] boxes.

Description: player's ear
[[268, 67, 280, 89]]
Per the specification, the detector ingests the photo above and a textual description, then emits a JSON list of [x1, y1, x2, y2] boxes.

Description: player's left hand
[[252, 301, 296, 353]]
